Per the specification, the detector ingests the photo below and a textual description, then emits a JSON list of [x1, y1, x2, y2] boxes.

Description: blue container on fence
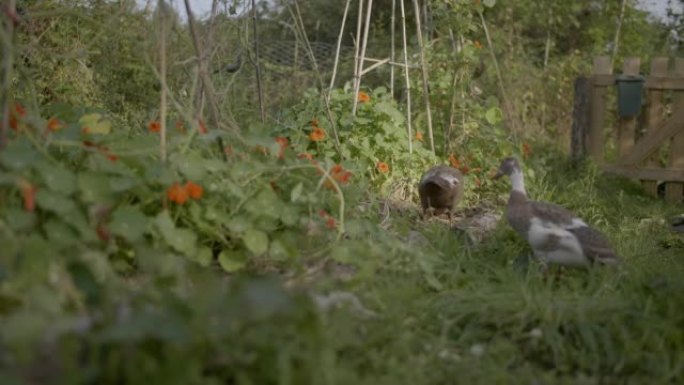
[[616, 74, 645, 118]]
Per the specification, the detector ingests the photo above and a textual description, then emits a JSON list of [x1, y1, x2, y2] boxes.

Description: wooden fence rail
[[572, 55, 684, 204]]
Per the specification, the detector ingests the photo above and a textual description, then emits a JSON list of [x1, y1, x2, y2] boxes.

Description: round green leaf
[[0, 140, 38, 171], [245, 188, 282, 219], [109, 205, 149, 243], [78, 173, 114, 203], [154, 211, 197, 257], [290, 182, 303, 202], [218, 249, 247, 272], [194, 247, 213, 267], [171, 153, 206, 181], [242, 228, 269, 256], [79, 113, 111, 134], [35, 162, 76, 195], [35, 190, 77, 214], [485, 107, 502, 125]]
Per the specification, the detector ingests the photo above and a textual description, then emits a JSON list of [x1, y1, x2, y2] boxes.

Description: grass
[[315, 153, 684, 384], [1, 143, 682, 385]]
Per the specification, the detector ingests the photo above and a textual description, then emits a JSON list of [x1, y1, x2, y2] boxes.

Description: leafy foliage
[[1, 0, 683, 384]]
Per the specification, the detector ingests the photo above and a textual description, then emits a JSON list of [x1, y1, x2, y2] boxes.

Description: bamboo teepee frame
[[330, 0, 435, 155]]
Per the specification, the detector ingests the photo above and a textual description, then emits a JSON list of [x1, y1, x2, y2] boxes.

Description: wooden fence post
[[588, 56, 611, 162], [642, 57, 669, 197], [666, 58, 684, 204], [617, 58, 640, 158], [571, 76, 591, 159]]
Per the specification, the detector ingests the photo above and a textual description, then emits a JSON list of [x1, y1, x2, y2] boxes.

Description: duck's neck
[[509, 169, 527, 202]]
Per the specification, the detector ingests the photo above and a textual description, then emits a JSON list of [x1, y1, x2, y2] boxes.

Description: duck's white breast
[[527, 217, 588, 266]]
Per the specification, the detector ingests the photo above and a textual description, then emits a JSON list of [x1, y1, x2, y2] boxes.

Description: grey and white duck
[[493, 157, 620, 268], [418, 165, 464, 219]]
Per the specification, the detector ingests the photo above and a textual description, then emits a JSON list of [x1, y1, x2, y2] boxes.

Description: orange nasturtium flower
[[47, 117, 64, 132], [198, 118, 208, 134], [473, 40, 482, 49], [357, 91, 370, 103], [522, 142, 532, 158], [19, 180, 37, 212], [376, 161, 390, 174], [275, 137, 289, 159], [14, 102, 26, 117], [415, 131, 424, 141], [318, 210, 337, 230], [185, 181, 204, 200], [9, 102, 26, 131], [9, 115, 18, 130], [148, 120, 161, 133], [167, 183, 189, 205], [309, 127, 326, 142], [99, 146, 119, 163], [298, 152, 314, 161], [331, 164, 352, 184], [448, 154, 460, 169], [324, 164, 353, 189]]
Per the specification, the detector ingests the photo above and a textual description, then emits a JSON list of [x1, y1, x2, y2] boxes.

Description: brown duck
[[493, 157, 620, 268], [418, 165, 464, 219]]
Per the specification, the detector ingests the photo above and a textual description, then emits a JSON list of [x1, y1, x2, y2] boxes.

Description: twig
[[191, 0, 221, 125], [251, 0, 265, 123], [479, 10, 517, 137], [412, 0, 434, 154], [364, 57, 416, 68], [390, 0, 396, 98], [0, 0, 17, 150], [399, 0, 413, 154], [361, 58, 390, 75], [182, 0, 232, 133], [611, 0, 627, 68], [158, 0, 168, 163], [328, 0, 352, 93], [290, 1, 340, 149], [444, 30, 460, 154], [352, 0, 374, 116], [352, 0, 364, 106]]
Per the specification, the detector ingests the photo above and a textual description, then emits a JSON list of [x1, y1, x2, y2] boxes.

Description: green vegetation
[[1, 0, 683, 384]]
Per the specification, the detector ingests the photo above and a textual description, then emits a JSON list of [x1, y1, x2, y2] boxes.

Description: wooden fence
[[572, 56, 684, 203]]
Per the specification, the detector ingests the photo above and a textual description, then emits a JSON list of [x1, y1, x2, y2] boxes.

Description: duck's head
[[492, 157, 521, 180]]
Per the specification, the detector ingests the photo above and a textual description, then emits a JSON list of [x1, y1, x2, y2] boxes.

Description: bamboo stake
[[444, 30, 460, 154], [361, 58, 390, 75], [251, 0, 265, 123], [390, 0, 396, 98], [479, 10, 517, 136], [183, 0, 228, 133], [412, 0, 434, 153], [364, 57, 414, 68], [158, 0, 168, 163], [352, 0, 374, 116], [0, 0, 17, 150], [399, 0, 413, 154], [290, 1, 341, 148], [352, 0, 365, 101], [328, 0, 352, 93]]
